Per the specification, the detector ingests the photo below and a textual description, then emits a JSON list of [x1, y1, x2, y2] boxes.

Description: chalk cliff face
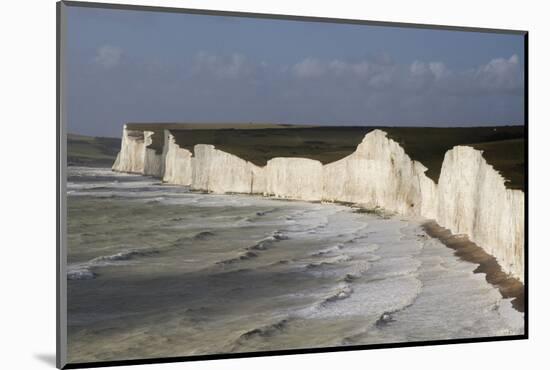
[[263, 158, 324, 201], [112, 127, 524, 282], [323, 131, 437, 218], [112, 126, 145, 174], [162, 131, 193, 186], [191, 144, 257, 194], [437, 146, 524, 279]]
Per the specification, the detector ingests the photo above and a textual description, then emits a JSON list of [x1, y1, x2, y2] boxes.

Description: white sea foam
[[67, 247, 160, 280], [67, 267, 96, 280]]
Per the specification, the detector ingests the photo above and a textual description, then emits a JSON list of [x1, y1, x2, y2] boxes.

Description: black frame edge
[[62, 334, 527, 369], [56, 1, 61, 368], [57, 1, 68, 368], [60, 0, 527, 35], [523, 32, 529, 338]]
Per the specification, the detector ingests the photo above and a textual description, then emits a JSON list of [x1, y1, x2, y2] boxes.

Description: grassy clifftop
[[167, 125, 524, 190], [382, 126, 524, 190], [69, 124, 525, 190], [67, 134, 121, 167]]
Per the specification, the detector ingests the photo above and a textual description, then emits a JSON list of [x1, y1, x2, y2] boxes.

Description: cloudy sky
[[65, 5, 525, 137]]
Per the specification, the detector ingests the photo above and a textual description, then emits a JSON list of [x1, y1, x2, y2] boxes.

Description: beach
[[422, 221, 525, 312]]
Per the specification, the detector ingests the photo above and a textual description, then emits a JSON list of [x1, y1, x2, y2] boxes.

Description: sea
[[66, 166, 524, 363]]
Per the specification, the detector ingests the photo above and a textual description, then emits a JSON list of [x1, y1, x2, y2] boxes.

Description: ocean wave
[[170, 231, 215, 246], [310, 244, 344, 257], [255, 208, 277, 217], [238, 318, 291, 341], [216, 251, 259, 265], [90, 248, 160, 264], [214, 228, 291, 266], [274, 259, 290, 265], [321, 285, 354, 305], [68, 191, 119, 198], [375, 312, 396, 327], [247, 241, 269, 251], [67, 267, 97, 281], [146, 197, 165, 204], [306, 223, 329, 234], [246, 230, 289, 251], [272, 231, 288, 241], [193, 231, 215, 240], [343, 273, 359, 282], [68, 247, 160, 280], [67, 184, 112, 191], [306, 254, 352, 269], [335, 224, 371, 243]]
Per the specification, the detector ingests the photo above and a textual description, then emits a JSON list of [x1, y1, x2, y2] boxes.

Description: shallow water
[[66, 166, 523, 363]]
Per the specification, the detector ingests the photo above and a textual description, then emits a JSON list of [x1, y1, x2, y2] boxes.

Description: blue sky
[[65, 5, 525, 137]]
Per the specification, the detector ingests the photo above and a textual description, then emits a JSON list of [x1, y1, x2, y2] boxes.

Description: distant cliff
[[113, 125, 524, 282]]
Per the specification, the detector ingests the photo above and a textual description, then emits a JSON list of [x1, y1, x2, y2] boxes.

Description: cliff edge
[[112, 125, 524, 282]]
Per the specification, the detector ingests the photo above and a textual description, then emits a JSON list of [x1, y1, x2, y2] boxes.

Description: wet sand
[[422, 220, 524, 312]]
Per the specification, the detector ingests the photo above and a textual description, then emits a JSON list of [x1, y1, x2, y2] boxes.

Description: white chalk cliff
[[112, 125, 524, 282]]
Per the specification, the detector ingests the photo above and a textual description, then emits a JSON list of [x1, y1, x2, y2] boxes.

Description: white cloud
[[327, 60, 371, 77], [191, 52, 522, 97], [409, 61, 447, 81], [291, 58, 326, 78], [368, 69, 394, 88], [410, 61, 429, 76], [192, 52, 253, 79], [74, 50, 524, 133], [405, 56, 522, 94], [327, 60, 347, 74], [291, 58, 396, 89], [93, 45, 123, 69], [475, 54, 522, 91], [292, 58, 377, 79], [428, 62, 447, 80], [350, 62, 370, 77]]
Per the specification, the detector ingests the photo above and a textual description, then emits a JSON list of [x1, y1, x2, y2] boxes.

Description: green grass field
[[164, 125, 524, 190], [382, 126, 524, 190], [69, 124, 525, 190], [67, 134, 121, 167]]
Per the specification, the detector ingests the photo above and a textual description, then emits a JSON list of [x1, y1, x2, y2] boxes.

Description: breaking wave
[[321, 285, 354, 305], [237, 318, 292, 341], [90, 249, 159, 264], [68, 247, 160, 280], [67, 267, 97, 281], [216, 230, 290, 266], [193, 231, 215, 240], [255, 208, 277, 217], [311, 244, 344, 256], [246, 230, 288, 251], [216, 251, 259, 265], [305, 254, 352, 269]]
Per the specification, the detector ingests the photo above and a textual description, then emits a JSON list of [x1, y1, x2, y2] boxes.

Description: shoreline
[[422, 220, 524, 313], [70, 165, 525, 314]]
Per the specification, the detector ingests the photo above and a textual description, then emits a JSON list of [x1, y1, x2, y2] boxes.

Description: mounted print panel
[[57, 1, 527, 368]]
